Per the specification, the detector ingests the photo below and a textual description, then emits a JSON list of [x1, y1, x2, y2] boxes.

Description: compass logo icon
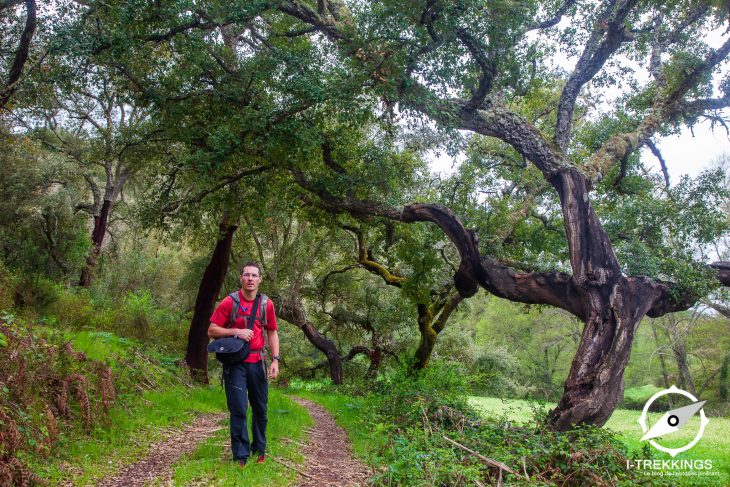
[[638, 385, 710, 457]]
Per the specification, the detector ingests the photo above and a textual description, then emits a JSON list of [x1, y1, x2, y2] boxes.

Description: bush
[[107, 290, 188, 351], [45, 286, 95, 328], [621, 384, 665, 410], [355, 360, 668, 486], [14, 274, 61, 314], [435, 327, 524, 397], [0, 261, 18, 312]]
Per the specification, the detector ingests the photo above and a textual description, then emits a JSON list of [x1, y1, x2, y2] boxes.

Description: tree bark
[[0, 0, 36, 109], [411, 291, 464, 371], [276, 296, 344, 384], [720, 352, 729, 402], [79, 199, 112, 287], [184, 217, 239, 383], [669, 324, 697, 396], [651, 324, 673, 407]]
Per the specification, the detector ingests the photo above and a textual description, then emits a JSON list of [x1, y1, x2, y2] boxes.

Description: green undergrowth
[[28, 385, 226, 485], [470, 396, 730, 486], [1, 321, 311, 486], [288, 366, 672, 486]]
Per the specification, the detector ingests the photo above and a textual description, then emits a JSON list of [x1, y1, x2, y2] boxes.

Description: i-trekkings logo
[[637, 385, 710, 457]]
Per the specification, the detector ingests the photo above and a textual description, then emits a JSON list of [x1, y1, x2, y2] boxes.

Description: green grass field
[[469, 396, 730, 486]]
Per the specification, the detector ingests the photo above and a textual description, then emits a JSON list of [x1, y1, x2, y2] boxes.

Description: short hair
[[241, 261, 262, 276]]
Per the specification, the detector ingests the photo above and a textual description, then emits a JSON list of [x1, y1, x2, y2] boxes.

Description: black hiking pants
[[223, 360, 268, 461]]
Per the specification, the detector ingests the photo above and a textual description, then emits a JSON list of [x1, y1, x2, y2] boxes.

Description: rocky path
[[290, 397, 371, 486]]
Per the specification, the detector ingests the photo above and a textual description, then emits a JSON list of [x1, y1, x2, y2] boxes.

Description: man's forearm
[[208, 324, 239, 339], [267, 330, 279, 356]]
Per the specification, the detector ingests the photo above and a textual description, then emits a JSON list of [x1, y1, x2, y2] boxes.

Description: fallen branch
[[269, 455, 314, 479], [442, 435, 524, 479], [281, 436, 308, 447]]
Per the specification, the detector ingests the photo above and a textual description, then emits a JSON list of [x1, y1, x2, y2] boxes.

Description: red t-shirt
[[210, 291, 278, 363]]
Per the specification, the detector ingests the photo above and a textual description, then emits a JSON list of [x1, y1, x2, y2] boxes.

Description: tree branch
[[162, 165, 270, 213], [528, 0, 578, 30], [646, 139, 670, 189], [0, 0, 36, 109], [585, 35, 730, 183], [292, 168, 583, 316], [555, 0, 639, 150]]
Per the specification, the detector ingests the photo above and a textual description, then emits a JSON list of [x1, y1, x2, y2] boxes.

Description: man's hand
[[268, 360, 279, 380], [234, 329, 254, 341]]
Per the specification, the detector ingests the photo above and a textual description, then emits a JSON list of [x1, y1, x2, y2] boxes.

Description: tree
[[272, 0, 730, 430], [0, 122, 88, 280], [0, 0, 38, 109], [338, 224, 463, 371], [17, 63, 162, 287]]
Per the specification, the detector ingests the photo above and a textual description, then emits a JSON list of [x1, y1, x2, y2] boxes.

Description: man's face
[[240, 266, 261, 293]]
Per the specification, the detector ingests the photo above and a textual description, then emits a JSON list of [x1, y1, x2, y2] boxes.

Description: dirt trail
[[291, 397, 371, 487], [86, 396, 370, 486], [93, 412, 227, 487]]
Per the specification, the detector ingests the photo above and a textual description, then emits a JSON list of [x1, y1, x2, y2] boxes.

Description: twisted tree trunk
[[184, 217, 239, 383], [411, 291, 464, 371], [79, 199, 112, 287], [276, 297, 344, 384]]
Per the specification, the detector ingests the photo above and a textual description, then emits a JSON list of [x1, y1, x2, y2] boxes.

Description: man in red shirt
[[208, 262, 280, 467]]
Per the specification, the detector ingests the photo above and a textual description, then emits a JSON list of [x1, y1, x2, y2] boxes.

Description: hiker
[[208, 262, 280, 467]]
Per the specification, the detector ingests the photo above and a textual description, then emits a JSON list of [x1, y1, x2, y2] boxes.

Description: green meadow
[[469, 396, 730, 486]]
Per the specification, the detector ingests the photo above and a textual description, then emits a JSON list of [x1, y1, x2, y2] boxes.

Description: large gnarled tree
[[275, 0, 730, 430]]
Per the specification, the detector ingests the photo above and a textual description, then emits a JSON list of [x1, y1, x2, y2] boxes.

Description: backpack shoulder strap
[[259, 294, 268, 327], [226, 291, 240, 329]]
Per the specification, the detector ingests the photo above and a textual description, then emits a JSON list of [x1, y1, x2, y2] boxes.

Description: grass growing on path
[[26, 384, 227, 485], [170, 387, 312, 486], [469, 396, 730, 486], [292, 390, 376, 466]]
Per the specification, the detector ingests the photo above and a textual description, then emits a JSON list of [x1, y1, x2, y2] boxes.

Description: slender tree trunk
[[720, 352, 729, 402], [184, 217, 239, 383], [651, 324, 673, 408], [276, 297, 344, 384], [79, 199, 112, 287], [411, 304, 437, 371], [366, 348, 383, 378], [669, 324, 697, 396], [410, 291, 463, 372]]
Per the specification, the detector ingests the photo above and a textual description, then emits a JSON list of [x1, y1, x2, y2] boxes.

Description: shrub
[[620, 384, 665, 410], [14, 274, 61, 314], [0, 261, 18, 312], [45, 287, 95, 328], [0, 318, 114, 485], [359, 360, 668, 486]]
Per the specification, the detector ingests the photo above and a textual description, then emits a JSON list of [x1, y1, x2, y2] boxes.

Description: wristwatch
[[272, 355, 281, 362]]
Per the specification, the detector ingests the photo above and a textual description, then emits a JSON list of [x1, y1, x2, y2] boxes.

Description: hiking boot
[[256, 454, 266, 464]]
